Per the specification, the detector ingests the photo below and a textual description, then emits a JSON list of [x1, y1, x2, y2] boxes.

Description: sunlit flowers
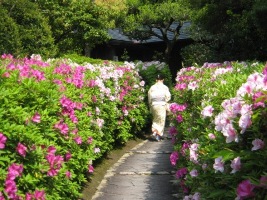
[[88, 164, 94, 173], [201, 105, 214, 118], [32, 112, 41, 123], [0, 133, 7, 149], [16, 143, 27, 157], [5, 163, 23, 199]]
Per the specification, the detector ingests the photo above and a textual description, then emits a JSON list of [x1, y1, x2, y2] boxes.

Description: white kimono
[[148, 82, 171, 136]]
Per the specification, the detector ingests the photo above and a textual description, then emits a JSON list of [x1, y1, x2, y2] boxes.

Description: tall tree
[[121, 0, 191, 65], [186, 0, 267, 62], [33, 0, 114, 56], [1, 0, 56, 57], [0, 6, 21, 56]]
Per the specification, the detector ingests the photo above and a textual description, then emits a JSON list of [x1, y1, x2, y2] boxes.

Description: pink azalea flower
[[4, 179, 17, 199], [16, 143, 27, 157], [201, 105, 214, 117], [176, 114, 183, 123], [237, 180, 255, 199], [32, 112, 41, 123], [175, 167, 188, 179], [0, 133, 7, 149], [74, 136, 82, 144], [47, 146, 57, 155], [208, 133, 216, 140], [34, 190, 45, 200], [230, 157, 241, 174], [7, 163, 24, 179], [65, 171, 72, 179], [169, 126, 178, 137], [94, 147, 100, 153], [87, 137, 93, 144], [213, 157, 224, 173], [65, 152, 72, 161], [170, 151, 179, 166], [88, 164, 94, 173], [189, 169, 198, 177], [251, 138, 264, 151]]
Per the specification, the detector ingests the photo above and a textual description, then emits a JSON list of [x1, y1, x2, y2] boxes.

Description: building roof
[[108, 21, 191, 44]]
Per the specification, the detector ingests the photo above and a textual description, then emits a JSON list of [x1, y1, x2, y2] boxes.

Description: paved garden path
[[89, 128, 183, 200]]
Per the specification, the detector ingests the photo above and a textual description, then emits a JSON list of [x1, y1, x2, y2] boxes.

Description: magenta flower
[[7, 163, 24, 179], [237, 180, 255, 199], [16, 143, 27, 157], [73, 136, 82, 144], [170, 103, 187, 113], [170, 151, 179, 166], [87, 137, 93, 144], [47, 168, 60, 177], [66, 171, 71, 179], [176, 114, 183, 123], [4, 179, 17, 199], [32, 112, 41, 123], [47, 146, 57, 155], [169, 126, 178, 137], [0, 133, 7, 149], [175, 167, 188, 179], [174, 83, 187, 90], [34, 190, 45, 200], [88, 164, 94, 173], [0, 192, 4, 200], [65, 152, 72, 161]]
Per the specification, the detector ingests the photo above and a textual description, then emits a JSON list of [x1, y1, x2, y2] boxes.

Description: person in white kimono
[[148, 74, 171, 141]]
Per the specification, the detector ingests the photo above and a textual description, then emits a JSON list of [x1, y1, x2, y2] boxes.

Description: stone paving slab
[[93, 174, 177, 200], [91, 131, 182, 200]]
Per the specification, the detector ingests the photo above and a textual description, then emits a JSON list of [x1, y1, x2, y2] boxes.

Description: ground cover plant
[[0, 54, 149, 199], [169, 61, 267, 199]]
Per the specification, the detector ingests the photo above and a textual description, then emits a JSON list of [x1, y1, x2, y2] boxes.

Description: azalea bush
[[169, 61, 267, 199], [0, 54, 149, 199]]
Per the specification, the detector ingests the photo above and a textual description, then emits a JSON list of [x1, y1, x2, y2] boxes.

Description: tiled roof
[[108, 21, 191, 44]]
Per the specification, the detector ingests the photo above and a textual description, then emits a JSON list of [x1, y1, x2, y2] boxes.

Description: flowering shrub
[[169, 61, 267, 199], [0, 54, 149, 199]]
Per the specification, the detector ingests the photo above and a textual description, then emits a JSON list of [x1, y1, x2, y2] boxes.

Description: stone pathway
[[90, 131, 182, 200]]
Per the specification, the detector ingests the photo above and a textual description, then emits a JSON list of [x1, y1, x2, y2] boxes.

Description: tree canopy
[[121, 0, 191, 64]]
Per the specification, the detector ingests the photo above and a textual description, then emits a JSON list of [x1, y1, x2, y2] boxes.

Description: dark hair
[[156, 74, 164, 80]]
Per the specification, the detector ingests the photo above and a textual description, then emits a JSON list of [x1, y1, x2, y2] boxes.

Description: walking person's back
[[148, 74, 171, 141]]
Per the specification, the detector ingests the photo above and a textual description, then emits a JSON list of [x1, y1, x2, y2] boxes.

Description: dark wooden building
[[91, 22, 192, 79]]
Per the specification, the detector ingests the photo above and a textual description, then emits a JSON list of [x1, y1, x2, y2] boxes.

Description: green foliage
[[122, 0, 191, 64], [2, 0, 57, 58], [181, 43, 215, 67], [0, 54, 149, 199], [33, 0, 112, 56], [170, 61, 267, 199], [60, 53, 105, 65], [0, 7, 21, 56], [186, 0, 267, 62]]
